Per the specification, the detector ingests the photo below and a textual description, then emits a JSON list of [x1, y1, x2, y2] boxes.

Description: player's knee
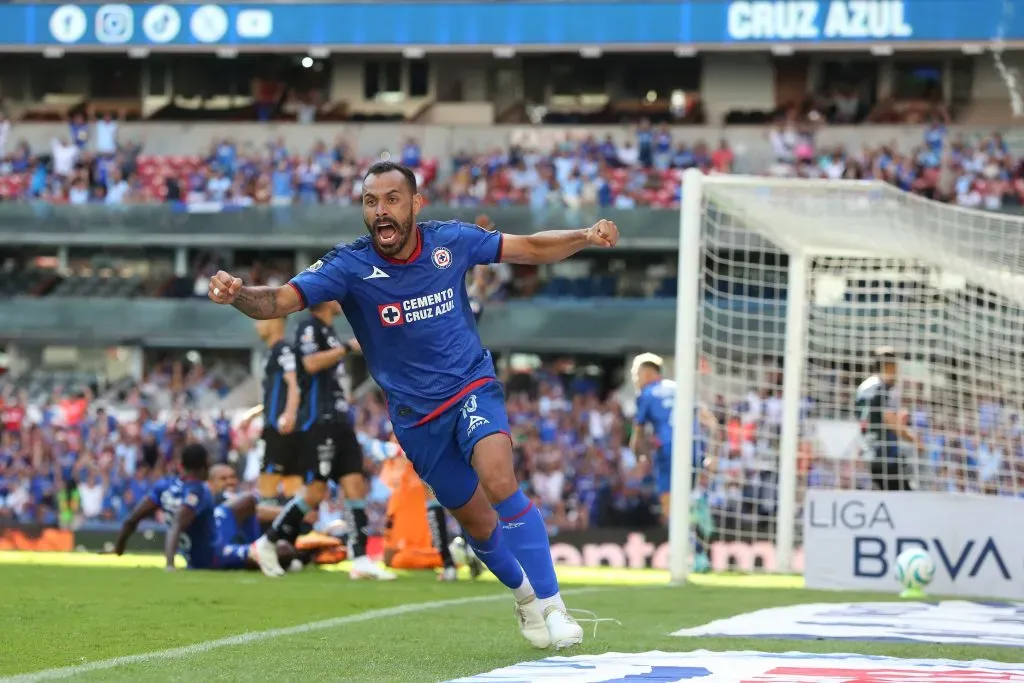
[[258, 473, 281, 498], [451, 495, 498, 541], [339, 472, 368, 499], [234, 493, 259, 518], [281, 475, 303, 497], [461, 513, 497, 541], [470, 434, 518, 504]]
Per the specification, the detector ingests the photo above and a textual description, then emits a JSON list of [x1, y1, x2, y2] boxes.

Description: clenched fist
[[586, 219, 619, 248], [208, 270, 243, 305]]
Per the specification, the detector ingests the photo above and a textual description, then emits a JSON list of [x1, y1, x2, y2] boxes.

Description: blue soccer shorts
[[393, 379, 510, 511], [654, 447, 673, 495], [212, 504, 261, 570], [653, 446, 705, 494]]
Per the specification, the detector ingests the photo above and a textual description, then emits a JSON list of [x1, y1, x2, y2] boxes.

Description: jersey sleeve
[[288, 247, 347, 308], [295, 320, 320, 358], [634, 391, 651, 426], [276, 343, 297, 374], [458, 222, 504, 266], [182, 482, 212, 515], [145, 479, 167, 505]]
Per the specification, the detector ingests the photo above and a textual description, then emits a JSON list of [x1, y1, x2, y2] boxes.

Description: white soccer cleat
[[544, 606, 584, 649], [251, 535, 285, 578], [514, 594, 551, 649], [349, 555, 397, 581], [437, 566, 458, 582]]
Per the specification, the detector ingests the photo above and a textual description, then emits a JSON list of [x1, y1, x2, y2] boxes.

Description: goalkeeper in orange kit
[[379, 441, 464, 580]]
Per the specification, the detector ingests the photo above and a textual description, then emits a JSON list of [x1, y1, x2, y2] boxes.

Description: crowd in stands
[[5, 354, 1024, 540], [0, 364, 667, 535], [0, 104, 1021, 212]]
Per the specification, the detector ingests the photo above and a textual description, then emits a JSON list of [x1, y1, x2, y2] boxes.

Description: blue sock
[[464, 523, 525, 591], [495, 490, 559, 599]]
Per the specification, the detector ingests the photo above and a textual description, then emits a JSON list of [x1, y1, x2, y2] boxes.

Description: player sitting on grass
[[213, 490, 301, 572], [113, 444, 218, 571], [208, 462, 242, 505], [113, 444, 297, 571], [209, 460, 339, 568], [208, 161, 619, 649]]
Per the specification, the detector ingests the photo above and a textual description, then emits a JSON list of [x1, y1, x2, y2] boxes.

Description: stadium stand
[[3, 45, 1024, 553]]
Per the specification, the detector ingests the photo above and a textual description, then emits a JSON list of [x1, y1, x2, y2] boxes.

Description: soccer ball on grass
[[894, 548, 935, 598]]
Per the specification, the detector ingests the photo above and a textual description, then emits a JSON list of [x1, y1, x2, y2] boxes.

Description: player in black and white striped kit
[[855, 347, 921, 491]]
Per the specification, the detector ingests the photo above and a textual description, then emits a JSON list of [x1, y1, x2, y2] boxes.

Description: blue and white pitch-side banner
[[672, 601, 1024, 647], [448, 650, 1024, 682], [804, 490, 1024, 600], [8, 0, 1024, 50]]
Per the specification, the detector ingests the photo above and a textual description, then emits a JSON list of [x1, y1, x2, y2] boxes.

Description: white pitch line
[[3, 588, 601, 683]]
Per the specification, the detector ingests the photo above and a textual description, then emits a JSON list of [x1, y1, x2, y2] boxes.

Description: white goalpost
[[669, 168, 1024, 586]]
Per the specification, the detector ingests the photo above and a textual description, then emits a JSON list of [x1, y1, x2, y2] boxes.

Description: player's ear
[[412, 192, 423, 216]]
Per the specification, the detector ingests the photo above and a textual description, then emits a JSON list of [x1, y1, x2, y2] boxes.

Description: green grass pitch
[[0, 552, 1018, 682]]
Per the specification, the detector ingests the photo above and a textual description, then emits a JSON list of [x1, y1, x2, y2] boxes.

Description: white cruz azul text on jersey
[[377, 288, 457, 326]]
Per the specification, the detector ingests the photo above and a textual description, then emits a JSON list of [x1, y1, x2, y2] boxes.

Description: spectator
[[51, 137, 78, 179], [0, 112, 10, 158], [93, 108, 122, 156]]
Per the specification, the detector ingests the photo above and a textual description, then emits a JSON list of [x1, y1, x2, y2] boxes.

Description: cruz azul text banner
[[804, 490, 1024, 600], [19, 1, 1024, 50]]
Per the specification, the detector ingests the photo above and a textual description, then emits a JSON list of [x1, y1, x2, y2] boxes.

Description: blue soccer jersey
[[146, 476, 216, 569], [289, 220, 503, 429], [635, 378, 676, 452]]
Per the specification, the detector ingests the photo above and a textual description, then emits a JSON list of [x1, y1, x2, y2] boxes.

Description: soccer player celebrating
[[209, 161, 618, 649], [857, 346, 920, 491], [254, 318, 301, 499]]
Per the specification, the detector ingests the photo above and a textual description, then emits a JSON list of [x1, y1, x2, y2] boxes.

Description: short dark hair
[[363, 160, 417, 194], [181, 443, 209, 473], [872, 346, 898, 372]]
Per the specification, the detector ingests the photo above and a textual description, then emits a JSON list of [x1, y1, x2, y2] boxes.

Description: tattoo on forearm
[[232, 287, 279, 319]]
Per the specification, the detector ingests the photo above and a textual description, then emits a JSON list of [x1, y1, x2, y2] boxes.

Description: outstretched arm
[[499, 219, 618, 265], [208, 271, 304, 320]]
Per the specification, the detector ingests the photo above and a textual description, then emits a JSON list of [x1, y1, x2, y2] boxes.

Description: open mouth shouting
[[374, 220, 401, 248]]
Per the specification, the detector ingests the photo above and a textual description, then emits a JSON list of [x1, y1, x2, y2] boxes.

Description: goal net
[[668, 169, 1024, 582]]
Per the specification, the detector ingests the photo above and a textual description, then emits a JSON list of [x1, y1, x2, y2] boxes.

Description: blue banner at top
[[9, 1, 1024, 49]]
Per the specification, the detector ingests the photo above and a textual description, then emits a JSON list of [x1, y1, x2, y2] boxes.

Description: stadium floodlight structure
[[669, 168, 1024, 583]]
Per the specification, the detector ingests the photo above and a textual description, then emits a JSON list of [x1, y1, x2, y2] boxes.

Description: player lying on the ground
[[209, 160, 619, 649]]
